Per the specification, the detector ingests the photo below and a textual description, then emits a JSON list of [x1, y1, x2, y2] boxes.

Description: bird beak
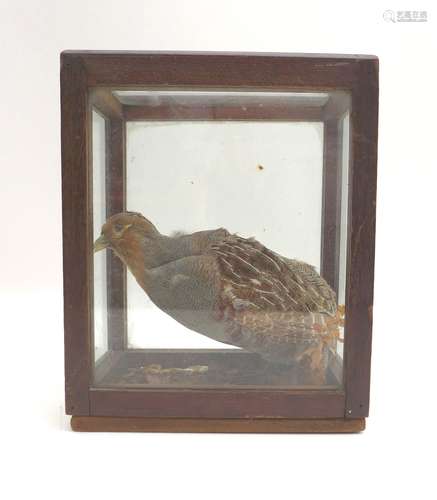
[[94, 234, 109, 253]]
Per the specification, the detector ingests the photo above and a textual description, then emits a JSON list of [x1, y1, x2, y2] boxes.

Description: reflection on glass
[[337, 111, 350, 359], [92, 110, 108, 361], [92, 90, 350, 389], [113, 90, 330, 108]]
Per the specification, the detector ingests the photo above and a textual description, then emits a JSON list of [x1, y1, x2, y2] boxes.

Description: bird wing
[[281, 257, 337, 315], [208, 235, 339, 362], [209, 235, 337, 316]]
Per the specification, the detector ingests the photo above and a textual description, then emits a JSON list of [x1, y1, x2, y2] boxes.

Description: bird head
[[94, 211, 159, 258]]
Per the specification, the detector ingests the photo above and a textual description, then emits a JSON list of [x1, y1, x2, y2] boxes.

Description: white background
[[1, 1, 436, 499]]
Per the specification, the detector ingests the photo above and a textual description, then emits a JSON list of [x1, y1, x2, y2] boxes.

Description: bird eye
[[114, 223, 124, 233]]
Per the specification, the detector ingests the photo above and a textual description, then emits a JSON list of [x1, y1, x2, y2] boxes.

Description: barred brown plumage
[[209, 234, 341, 370], [94, 212, 344, 381]]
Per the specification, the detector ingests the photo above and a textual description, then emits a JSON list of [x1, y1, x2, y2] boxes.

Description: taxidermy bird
[[94, 212, 343, 382]]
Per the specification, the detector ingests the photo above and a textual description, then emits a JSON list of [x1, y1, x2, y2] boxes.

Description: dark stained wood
[[61, 54, 91, 415], [320, 117, 343, 295], [72, 52, 367, 89], [105, 117, 127, 350], [123, 104, 324, 121], [89, 388, 345, 419], [344, 58, 378, 418], [71, 416, 365, 433]]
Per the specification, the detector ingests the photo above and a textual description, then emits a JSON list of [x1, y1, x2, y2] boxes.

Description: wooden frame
[[61, 51, 378, 431], [71, 416, 365, 433]]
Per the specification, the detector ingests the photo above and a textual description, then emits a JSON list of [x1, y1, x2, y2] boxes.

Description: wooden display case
[[61, 51, 378, 432]]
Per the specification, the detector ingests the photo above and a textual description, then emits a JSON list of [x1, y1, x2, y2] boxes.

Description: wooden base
[[71, 416, 365, 433]]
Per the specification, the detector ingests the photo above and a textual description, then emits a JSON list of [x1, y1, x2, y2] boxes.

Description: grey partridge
[[94, 212, 343, 382]]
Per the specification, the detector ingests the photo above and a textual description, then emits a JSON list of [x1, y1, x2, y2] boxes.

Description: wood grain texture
[[344, 58, 379, 417], [75, 52, 367, 89], [61, 53, 91, 415], [89, 388, 345, 419], [71, 416, 365, 433]]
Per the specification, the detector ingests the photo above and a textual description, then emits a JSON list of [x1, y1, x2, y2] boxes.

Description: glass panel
[[337, 111, 350, 359], [92, 110, 108, 362], [126, 121, 324, 348], [114, 90, 330, 107], [91, 89, 350, 389]]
